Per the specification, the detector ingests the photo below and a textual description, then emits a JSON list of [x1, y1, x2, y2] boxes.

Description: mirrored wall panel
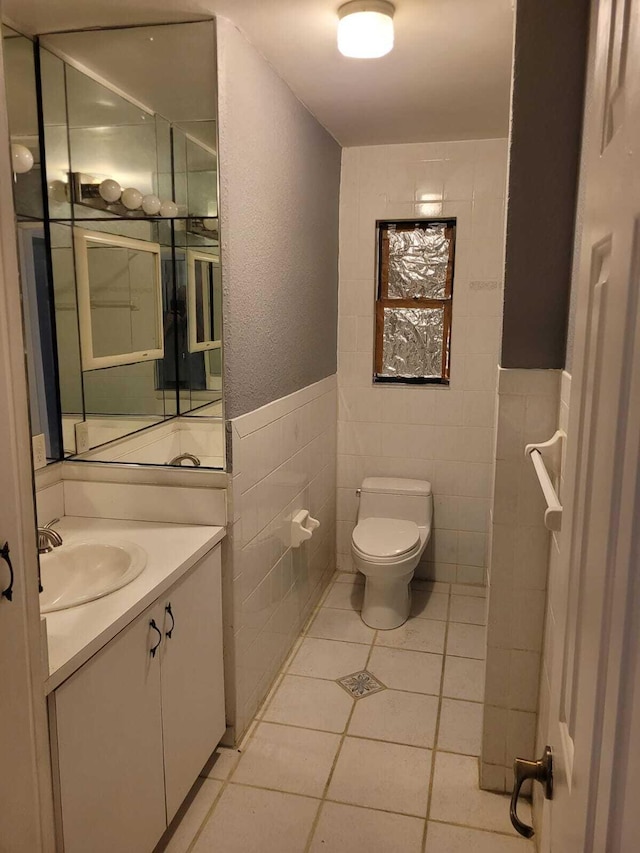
[[3, 20, 224, 468]]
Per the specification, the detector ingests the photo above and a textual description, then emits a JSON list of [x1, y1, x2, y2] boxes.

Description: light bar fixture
[[338, 0, 395, 59]]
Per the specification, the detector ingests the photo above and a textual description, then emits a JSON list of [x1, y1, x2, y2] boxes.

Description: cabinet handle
[[149, 619, 162, 657], [165, 602, 175, 639], [1, 542, 14, 602]]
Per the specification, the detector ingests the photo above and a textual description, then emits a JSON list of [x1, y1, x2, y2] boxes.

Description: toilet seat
[[352, 518, 420, 560]]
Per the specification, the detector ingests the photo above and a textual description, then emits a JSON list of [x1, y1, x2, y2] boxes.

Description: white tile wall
[[337, 140, 508, 584], [228, 376, 337, 739], [481, 368, 561, 793]]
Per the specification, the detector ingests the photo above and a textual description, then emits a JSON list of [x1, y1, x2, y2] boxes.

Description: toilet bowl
[[351, 478, 432, 629]]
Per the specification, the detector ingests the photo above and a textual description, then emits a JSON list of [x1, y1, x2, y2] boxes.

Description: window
[[375, 218, 456, 384]]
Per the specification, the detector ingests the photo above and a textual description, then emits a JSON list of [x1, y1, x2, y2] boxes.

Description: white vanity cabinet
[[49, 546, 225, 853]]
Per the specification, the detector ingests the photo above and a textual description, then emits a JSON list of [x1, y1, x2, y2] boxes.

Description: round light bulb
[[121, 187, 143, 210], [11, 143, 34, 174], [337, 1, 395, 59], [203, 217, 218, 231], [141, 194, 162, 215], [159, 199, 178, 218], [99, 178, 121, 203], [48, 180, 68, 204]]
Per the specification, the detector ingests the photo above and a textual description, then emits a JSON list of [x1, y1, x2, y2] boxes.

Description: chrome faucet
[[168, 453, 201, 467], [37, 519, 63, 555]]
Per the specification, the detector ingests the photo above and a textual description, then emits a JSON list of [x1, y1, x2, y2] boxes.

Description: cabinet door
[[160, 547, 225, 821], [52, 604, 166, 853]]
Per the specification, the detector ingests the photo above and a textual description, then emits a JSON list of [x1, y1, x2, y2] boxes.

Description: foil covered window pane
[[381, 307, 444, 379], [388, 225, 449, 299]]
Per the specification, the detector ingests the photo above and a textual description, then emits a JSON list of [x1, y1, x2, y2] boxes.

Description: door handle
[[510, 745, 553, 838], [1, 542, 14, 602]]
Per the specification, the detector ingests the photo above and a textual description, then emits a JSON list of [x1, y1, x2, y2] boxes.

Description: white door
[[0, 31, 55, 853], [160, 548, 226, 822], [541, 0, 640, 849]]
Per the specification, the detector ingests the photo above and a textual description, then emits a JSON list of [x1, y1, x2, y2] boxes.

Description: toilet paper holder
[[290, 510, 320, 548]]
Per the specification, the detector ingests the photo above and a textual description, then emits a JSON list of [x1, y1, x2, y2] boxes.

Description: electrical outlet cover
[[75, 421, 90, 453], [32, 433, 47, 469]]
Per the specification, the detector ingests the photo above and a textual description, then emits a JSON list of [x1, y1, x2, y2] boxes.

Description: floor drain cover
[[336, 670, 386, 699]]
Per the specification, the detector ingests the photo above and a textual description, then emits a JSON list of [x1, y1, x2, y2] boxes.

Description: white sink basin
[[40, 540, 147, 613]]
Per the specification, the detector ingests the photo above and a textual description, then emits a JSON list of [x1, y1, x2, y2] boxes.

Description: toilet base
[[361, 572, 414, 630]]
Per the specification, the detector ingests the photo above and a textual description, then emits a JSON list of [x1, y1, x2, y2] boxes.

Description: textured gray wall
[[217, 18, 341, 419], [501, 0, 589, 369]]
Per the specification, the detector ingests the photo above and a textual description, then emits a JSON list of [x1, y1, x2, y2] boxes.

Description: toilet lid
[[352, 518, 420, 558]]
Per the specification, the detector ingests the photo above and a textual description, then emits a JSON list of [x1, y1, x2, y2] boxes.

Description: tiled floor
[[156, 573, 534, 853]]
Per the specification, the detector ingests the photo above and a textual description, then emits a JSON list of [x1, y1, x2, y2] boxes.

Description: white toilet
[[351, 477, 433, 629]]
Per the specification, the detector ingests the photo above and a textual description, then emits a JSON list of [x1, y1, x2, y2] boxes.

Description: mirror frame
[[73, 227, 164, 370], [186, 249, 222, 354]]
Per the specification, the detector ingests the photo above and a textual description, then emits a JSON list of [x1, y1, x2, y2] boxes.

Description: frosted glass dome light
[[99, 178, 121, 203], [11, 143, 34, 174], [141, 194, 162, 215], [159, 199, 178, 218], [121, 187, 143, 210], [338, 1, 395, 59]]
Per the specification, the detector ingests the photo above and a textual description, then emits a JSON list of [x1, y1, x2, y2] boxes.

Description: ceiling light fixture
[[337, 0, 395, 59]]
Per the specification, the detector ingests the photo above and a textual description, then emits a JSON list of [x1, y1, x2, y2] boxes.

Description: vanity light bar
[[55, 172, 179, 218]]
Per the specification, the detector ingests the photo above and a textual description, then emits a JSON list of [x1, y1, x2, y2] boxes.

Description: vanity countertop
[[42, 516, 225, 694]]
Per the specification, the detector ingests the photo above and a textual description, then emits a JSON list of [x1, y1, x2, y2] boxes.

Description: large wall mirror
[[2, 20, 224, 468]]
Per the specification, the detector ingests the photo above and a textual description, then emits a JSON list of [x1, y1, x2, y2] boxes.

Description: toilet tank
[[357, 477, 433, 526]]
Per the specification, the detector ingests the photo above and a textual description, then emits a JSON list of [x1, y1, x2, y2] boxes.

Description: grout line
[[301, 618, 378, 852], [179, 576, 502, 853], [421, 584, 452, 852]]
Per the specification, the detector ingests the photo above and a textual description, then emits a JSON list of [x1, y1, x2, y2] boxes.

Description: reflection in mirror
[[3, 26, 63, 463], [187, 251, 222, 354], [74, 229, 164, 369], [5, 20, 225, 466]]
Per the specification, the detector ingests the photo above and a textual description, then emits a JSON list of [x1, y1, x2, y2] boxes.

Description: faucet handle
[[44, 518, 60, 529]]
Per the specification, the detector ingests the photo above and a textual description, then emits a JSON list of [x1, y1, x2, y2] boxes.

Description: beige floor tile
[[231, 722, 341, 797], [437, 698, 483, 755], [367, 646, 443, 695], [443, 656, 485, 702], [263, 675, 354, 733], [429, 752, 531, 834], [157, 778, 222, 853], [411, 590, 449, 621], [375, 617, 446, 654], [308, 607, 376, 644], [309, 802, 424, 853], [450, 583, 487, 598], [192, 784, 318, 853], [348, 689, 438, 748], [335, 571, 364, 584], [200, 747, 242, 781], [323, 582, 364, 611], [446, 622, 487, 659], [288, 638, 370, 680], [425, 821, 534, 852], [327, 737, 431, 817], [450, 595, 488, 625]]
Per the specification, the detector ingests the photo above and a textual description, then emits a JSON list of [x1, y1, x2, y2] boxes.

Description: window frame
[[374, 217, 456, 386]]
